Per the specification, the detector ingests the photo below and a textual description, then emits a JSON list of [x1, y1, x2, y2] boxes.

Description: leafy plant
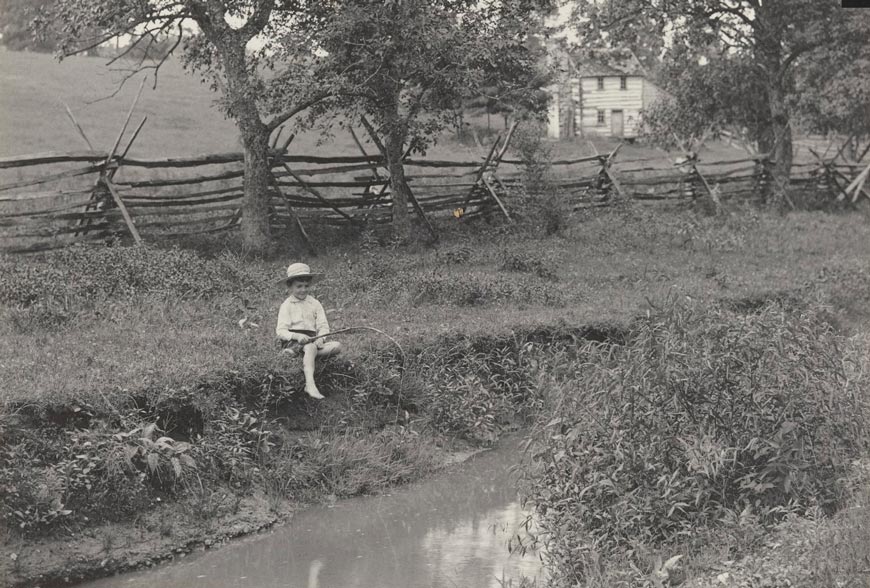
[[112, 423, 197, 489], [520, 299, 870, 582], [411, 336, 552, 443], [1, 442, 72, 535], [197, 406, 274, 487]]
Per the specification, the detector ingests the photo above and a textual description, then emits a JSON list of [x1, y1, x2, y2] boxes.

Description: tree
[[792, 32, 870, 161], [0, 0, 57, 51], [570, 0, 865, 202], [640, 50, 770, 150], [35, 0, 329, 254], [465, 68, 552, 131], [278, 0, 552, 242]]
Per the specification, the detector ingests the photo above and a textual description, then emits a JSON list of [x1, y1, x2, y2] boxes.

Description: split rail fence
[[2, 130, 868, 254], [0, 120, 521, 254]]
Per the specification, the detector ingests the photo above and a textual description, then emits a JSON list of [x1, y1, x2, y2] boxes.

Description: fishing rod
[[299, 326, 407, 370]]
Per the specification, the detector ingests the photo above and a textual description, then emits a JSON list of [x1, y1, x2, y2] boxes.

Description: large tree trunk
[[755, 5, 794, 209], [217, 42, 306, 254], [219, 46, 272, 253], [238, 116, 275, 253], [767, 79, 793, 206], [384, 122, 412, 243]]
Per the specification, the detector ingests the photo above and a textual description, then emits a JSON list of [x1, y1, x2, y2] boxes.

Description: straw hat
[[280, 262, 322, 285]]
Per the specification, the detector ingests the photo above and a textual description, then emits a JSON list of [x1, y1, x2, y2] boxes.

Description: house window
[[596, 77, 604, 90], [620, 76, 627, 90], [597, 109, 605, 125]]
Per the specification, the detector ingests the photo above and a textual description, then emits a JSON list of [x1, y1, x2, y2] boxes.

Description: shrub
[[0, 419, 195, 536], [520, 299, 870, 580], [512, 121, 552, 190], [197, 406, 272, 487]]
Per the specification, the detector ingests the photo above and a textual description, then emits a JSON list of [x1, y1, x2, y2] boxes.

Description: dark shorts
[[280, 329, 316, 350]]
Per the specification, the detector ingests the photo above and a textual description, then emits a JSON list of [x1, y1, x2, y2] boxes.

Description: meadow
[[3, 203, 869, 585], [2, 50, 772, 169], [2, 49, 870, 588]]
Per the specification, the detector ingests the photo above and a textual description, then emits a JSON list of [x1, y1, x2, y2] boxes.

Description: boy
[[276, 263, 342, 399]]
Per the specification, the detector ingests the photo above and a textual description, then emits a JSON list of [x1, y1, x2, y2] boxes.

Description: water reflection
[[82, 441, 543, 588]]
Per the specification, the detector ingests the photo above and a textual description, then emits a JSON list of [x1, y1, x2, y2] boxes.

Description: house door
[[611, 110, 624, 138]]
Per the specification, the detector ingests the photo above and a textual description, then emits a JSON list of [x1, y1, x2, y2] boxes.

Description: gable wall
[[577, 76, 643, 137]]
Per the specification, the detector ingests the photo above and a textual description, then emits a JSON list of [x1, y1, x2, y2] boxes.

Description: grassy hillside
[[0, 50, 745, 164], [2, 207, 869, 407], [0, 51, 240, 157], [0, 50, 488, 161]]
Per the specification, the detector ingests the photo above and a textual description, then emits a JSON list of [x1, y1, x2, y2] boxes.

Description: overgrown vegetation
[[1, 204, 869, 585], [518, 298, 870, 587], [0, 321, 569, 538]]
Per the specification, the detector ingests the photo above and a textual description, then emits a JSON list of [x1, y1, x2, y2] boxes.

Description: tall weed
[[519, 299, 870, 583]]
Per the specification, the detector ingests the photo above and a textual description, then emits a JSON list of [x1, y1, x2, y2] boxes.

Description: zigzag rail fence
[[1, 141, 867, 254]]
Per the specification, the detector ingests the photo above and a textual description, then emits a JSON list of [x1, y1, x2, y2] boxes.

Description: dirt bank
[[5, 440, 486, 588], [2, 325, 622, 587]]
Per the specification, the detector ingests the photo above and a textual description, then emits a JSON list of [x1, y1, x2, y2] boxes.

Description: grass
[[2, 206, 869, 406], [0, 50, 764, 180], [0, 50, 494, 160], [1, 205, 868, 585], [0, 51, 237, 157], [517, 295, 870, 585]]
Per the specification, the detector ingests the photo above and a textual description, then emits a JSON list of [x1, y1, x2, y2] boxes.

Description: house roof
[[566, 47, 645, 77]]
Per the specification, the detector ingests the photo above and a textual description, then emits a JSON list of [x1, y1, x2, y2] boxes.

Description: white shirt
[[275, 295, 330, 342]]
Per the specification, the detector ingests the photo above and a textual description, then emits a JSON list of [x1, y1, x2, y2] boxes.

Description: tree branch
[[239, 0, 276, 40], [265, 91, 332, 131], [781, 42, 822, 78]]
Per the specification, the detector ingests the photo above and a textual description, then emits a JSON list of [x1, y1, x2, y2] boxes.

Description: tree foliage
[[0, 0, 57, 51], [33, 0, 551, 246], [273, 0, 552, 240], [570, 0, 867, 199], [33, 0, 331, 253], [640, 50, 769, 150], [792, 32, 870, 152]]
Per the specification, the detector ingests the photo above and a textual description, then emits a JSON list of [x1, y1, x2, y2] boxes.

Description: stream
[[81, 439, 544, 588]]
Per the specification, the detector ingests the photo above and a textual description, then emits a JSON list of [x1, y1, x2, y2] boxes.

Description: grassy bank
[[1, 204, 869, 585], [517, 298, 870, 587]]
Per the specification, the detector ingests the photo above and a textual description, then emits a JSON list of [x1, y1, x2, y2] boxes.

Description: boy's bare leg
[[302, 343, 325, 399], [316, 341, 342, 358]]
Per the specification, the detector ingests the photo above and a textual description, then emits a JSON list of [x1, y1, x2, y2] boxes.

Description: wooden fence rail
[[1, 140, 867, 254]]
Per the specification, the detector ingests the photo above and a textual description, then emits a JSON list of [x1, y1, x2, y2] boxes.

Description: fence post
[[753, 156, 773, 204]]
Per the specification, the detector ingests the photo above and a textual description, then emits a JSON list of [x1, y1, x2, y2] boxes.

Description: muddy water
[[82, 440, 543, 588]]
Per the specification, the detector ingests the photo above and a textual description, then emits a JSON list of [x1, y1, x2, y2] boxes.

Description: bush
[[512, 121, 552, 190], [520, 299, 870, 580], [0, 418, 196, 536]]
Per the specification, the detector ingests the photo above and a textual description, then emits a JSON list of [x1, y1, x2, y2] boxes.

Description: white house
[[547, 46, 661, 140]]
